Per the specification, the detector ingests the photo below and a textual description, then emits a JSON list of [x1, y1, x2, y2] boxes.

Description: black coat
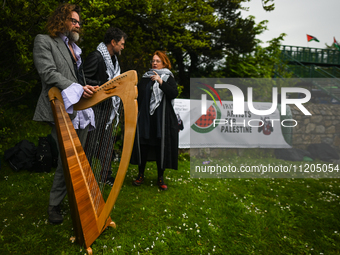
[[82, 50, 117, 170], [83, 50, 114, 114], [130, 76, 179, 170], [83, 50, 117, 86]]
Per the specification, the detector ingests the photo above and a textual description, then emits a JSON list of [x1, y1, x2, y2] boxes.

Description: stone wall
[[290, 103, 340, 152]]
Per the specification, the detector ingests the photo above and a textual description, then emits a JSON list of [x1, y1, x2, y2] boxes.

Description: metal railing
[[279, 51, 340, 103], [281, 45, 340, 66]]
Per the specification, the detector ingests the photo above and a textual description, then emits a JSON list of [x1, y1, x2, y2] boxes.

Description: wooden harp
[[48, 70, 138, 254]]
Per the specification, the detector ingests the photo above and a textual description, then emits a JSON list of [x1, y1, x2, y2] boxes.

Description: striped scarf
[[97, 42, 121, 127], [142, 68, 174, 115]]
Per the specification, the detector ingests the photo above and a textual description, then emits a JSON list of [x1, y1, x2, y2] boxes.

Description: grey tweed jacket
[[33, 34, 79, 122]]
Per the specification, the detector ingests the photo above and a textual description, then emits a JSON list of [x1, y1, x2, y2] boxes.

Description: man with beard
[[33, 3, 98, 224], [83, 28, 127, 186]]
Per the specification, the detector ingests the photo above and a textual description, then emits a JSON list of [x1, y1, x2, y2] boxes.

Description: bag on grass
[[4, 140, 37, 172]]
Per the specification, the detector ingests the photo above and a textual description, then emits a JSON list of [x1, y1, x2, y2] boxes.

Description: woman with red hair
[[131, 51, 179, 190]]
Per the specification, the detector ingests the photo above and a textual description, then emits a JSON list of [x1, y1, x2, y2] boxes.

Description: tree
[[224, 33, 290, 77], [0, 0, 123, 107], [0, 0, 52, 106], [0, 0, 277, 105], [108, 0, 268, 97], [220, 33, 294, 101]]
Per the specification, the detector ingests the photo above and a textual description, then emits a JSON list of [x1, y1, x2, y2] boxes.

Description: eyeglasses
[[69, 18, 82, 27], [150, 60, 162, 64]]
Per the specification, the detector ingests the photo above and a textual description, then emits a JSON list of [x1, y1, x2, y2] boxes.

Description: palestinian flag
[[307, 34, 319, 42], [334, 37, 340, 51]]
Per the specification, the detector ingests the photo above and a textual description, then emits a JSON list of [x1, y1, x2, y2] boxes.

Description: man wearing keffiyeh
[[83, 27, 127, 186]]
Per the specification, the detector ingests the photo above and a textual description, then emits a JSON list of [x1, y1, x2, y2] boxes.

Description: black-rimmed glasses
[[69, 18, 82, 27]]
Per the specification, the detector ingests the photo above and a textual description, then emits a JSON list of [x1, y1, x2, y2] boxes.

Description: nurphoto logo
[[201, 84, 311, 116], [191, 80, 312, 133]]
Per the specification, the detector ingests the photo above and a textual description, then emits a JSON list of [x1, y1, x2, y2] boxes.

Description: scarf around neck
[[97, 42, 120, 79], [142, 68, 174, 115], [96, 42, 121, 128]]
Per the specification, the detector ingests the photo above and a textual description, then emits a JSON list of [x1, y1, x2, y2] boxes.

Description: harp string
[[84, 96, 123, 213]]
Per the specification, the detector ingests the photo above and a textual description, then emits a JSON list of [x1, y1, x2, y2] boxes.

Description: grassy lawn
[[0, 155, 340, 254], [1, 104, 339, 254]]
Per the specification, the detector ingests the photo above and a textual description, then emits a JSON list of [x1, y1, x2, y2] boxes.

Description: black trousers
[[139, 144, 164, 178]]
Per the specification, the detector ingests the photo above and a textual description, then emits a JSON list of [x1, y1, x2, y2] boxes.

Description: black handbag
[[4, 140, 37, 172]]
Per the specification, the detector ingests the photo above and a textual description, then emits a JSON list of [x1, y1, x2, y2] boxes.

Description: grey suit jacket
[[33, 34, 79, 122]]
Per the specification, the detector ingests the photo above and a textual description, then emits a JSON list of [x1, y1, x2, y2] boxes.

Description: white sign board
[[174, 99, 291, 149]]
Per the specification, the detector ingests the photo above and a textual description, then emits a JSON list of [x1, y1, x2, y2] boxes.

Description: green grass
[[1, 104, 340, 254], [0, 157, 340, 254]]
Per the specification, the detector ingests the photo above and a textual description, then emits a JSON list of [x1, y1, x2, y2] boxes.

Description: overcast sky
[[241, 0, 340, 48]]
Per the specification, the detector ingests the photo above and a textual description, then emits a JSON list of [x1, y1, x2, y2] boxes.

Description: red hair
[[153, 51, 171, 70]]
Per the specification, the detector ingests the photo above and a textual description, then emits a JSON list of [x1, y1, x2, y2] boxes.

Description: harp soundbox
[[48, 70, 138, 254]]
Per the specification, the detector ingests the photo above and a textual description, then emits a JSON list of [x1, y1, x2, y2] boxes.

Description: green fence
[[281, 45, 340, 66]]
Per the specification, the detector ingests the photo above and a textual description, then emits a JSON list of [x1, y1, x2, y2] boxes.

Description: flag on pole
[[307, 34, 319, 42], [334, 37, 340, 51]]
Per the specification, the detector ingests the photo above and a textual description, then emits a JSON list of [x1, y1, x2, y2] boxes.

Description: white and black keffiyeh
[[97, 42, 121, 127], [142, 68, 174, 115]]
